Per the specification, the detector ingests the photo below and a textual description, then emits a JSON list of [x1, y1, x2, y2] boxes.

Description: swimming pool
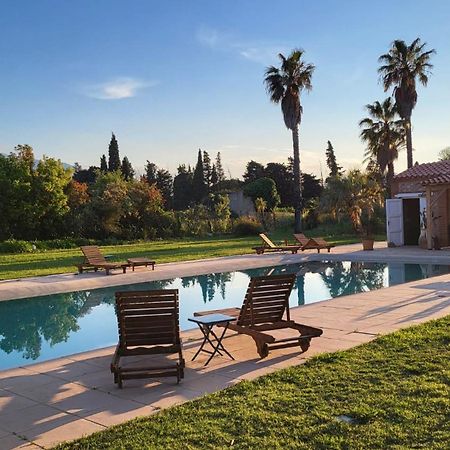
[[0, 261, 448, 370]]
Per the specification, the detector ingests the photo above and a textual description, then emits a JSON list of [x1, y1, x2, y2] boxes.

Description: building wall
[[391, 179, 425, 196], [430, 189, 449, 247], [228, 190, 256, 217]]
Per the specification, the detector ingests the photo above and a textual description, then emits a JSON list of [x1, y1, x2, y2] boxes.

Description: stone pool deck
[[2, 241, 450, 302], [1, 243, 450, 448]]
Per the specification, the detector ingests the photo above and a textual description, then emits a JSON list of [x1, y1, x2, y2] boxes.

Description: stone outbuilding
[[388, 160, 450, 249]]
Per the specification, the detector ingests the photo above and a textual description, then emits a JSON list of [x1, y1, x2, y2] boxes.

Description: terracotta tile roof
[[394, 161, 450, 185]]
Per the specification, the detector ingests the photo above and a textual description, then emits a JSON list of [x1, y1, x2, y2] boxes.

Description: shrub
[[233, 216, 263, 236], [0, 239, 34, 254]]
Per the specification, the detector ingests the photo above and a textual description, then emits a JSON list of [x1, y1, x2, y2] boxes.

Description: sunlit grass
[[55, 316, 449, 449]]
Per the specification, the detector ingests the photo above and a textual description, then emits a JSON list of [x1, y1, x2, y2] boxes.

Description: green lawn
[[55, 316, 450, 450], [0, 226, 383, 280]]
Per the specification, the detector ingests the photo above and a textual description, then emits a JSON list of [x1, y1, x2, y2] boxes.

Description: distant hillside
[[0, 153, 74, 170]]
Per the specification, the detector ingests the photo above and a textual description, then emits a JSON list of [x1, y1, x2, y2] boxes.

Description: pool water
[[0, 261, 448, 370]]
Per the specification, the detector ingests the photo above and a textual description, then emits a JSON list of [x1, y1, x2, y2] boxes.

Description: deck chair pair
[[111, 274, 322, 387], [293, 233, 335, 253]]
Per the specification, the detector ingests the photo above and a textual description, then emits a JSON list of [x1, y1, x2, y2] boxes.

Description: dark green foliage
[[72, 165, 97, 184], [192, 149, 207, 202], [215, 152, 225, 182], [325, 140, 342, 178], [233, 216, 264, 236], [243, 177, 280, 211], [202, 151, 212, 190], [144, 161, 158, 184], [264, 162, 294, 206], [0, 239, 34, 253], [243, 160, 265, 183], [100, 154, 108, 172], [121, 156, 134, 181], [173, 165, 193, 210], [210, 164, 218, 190], [302, 173, 323, 200], [108, 133, 121, 172], [156, 168, 173, 208]]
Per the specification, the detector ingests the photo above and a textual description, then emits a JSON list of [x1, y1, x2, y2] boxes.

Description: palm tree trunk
[[405, 117, 413, 168], [387, 161, 394, 197], [292, 127, 302, 232]]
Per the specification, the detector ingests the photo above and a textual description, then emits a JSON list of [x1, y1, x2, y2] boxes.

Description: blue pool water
[[0, 261, 448, 370]]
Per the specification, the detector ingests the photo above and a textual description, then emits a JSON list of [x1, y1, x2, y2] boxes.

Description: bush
[[233, 216, 263, 236], [0, 239, 34, 254]]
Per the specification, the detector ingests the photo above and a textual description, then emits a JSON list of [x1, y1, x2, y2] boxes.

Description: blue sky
[[0, 0, 449, 178]]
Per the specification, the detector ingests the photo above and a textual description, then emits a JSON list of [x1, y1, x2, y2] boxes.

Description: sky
[[0, 0, 449, 179]]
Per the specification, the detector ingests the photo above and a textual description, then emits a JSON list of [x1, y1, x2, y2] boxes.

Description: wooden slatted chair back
[[259, 233, 276, 248], [80, 246, 107, 265], [115, 290, 180, 349], [237, 274, 296, 326], [293, 233, 309, 246]]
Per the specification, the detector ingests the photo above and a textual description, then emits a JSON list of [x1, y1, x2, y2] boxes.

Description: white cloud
[[196, 26, 288, 65], [84, 77, 157, 100]]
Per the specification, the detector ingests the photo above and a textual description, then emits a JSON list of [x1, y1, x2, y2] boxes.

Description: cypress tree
[[173, 165, 193, 210], [210, 164, 218, 191], [108, 133, 121, 172], [100, 154, 108, 172], [325, 140, 342, 178], [192, 149, 207, 202], [215, 152, 225, 182], [203, 151, 212, 189], [156, 168, 173, 208], [144, 161, 158, 184], [121, 156, 135, 181]]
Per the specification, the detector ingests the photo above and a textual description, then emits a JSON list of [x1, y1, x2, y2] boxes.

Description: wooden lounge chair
[[294, 233, 335, 253], [77, 246, 129, 275], [111, 289, 185, 387], [194, 274, 322, 358], [253, 233, 301, 255]]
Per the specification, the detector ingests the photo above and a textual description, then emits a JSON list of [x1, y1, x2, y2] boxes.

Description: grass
[[55, 316, 450, 449], [0, 223, 384, 280]]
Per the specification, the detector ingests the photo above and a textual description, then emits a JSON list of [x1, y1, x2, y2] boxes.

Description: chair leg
[[299, 337, 311, 353]]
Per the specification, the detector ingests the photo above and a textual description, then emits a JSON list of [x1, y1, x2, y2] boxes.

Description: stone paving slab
[[2, 242, 450, 302], [0, 269, 449, 448]]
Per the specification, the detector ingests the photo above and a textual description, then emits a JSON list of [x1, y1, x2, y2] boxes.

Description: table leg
[[205, 323, 234, 365]]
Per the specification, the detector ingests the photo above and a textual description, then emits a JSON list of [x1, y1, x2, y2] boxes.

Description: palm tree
[[378, 38, 435, 168], [359, 98, 405, 194], [264, 49, 314, 232]]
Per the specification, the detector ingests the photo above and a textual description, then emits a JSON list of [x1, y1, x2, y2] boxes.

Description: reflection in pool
[[0, 261, 448, 370]]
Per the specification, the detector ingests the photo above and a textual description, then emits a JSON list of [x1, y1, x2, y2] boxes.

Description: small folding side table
[[188, 313, 236, 366]]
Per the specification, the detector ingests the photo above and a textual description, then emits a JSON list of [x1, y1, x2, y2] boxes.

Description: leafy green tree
[[264, 49, 315, 232], [156, 168, 173, 208], [34, 156, 73, 238], [100, 154, 108, 172], [173, 165, 193, 210], [325, 141, 342, 178], [215, 152, 225, 182], [108, 133, 121, 171], [302, 173, 323, 200], [243, 160, 265, 183], [359, 98, 405, 193], [264, 162, 293, 207], [378, 38, 435, 168], [192, 149, 207, 202], [243, 177, 280, 211], [145, 161, 158, 184], [121, 156, 135, 181], [438, 147, 450, 161]]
